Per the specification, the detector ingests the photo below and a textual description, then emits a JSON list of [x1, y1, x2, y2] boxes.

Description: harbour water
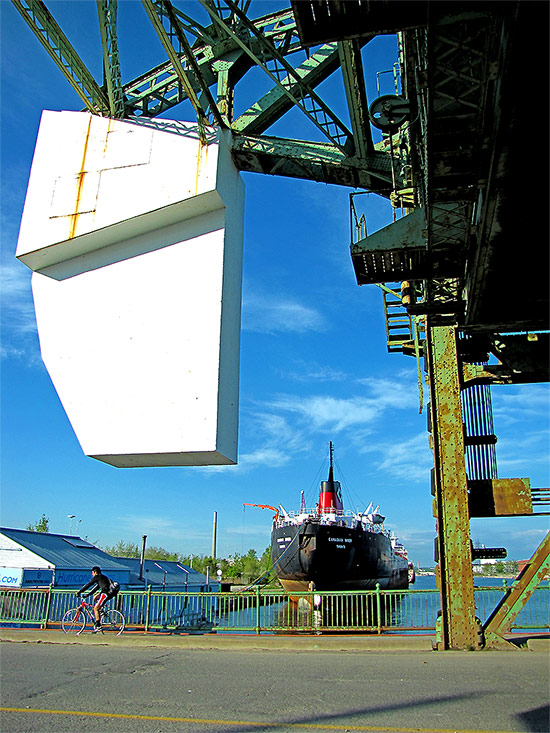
[[217, 576, 549, 635]]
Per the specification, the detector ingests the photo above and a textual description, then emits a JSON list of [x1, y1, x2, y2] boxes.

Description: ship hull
[[272, 522, 408, 592]]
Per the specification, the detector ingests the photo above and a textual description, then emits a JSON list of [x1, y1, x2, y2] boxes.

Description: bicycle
[[61, 598, 125, 636]]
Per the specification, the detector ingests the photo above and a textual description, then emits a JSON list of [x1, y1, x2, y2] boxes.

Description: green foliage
[[103, 541, 277, 585], [26, 514, 49, 533], [145, 545, 182, 562], [102, 541, 183, 562], [476, 560, 518, 576], [102, 540, 140, 557], [185, 547, 279, 586]]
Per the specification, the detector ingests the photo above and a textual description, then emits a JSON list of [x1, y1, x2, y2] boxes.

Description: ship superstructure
[[271, 444, 409, 593]]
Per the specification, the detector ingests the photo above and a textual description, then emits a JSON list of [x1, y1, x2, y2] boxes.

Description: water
[[216, 576, 549, 634], [412, 574, 539, 590]]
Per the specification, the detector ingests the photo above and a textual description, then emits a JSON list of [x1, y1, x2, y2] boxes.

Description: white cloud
[[391, 528, 434, 548], [493, 385, 550, 424], [220, 374, 426, 479], [362, 431, 433, 483], [117, 514, 181, 537], [270, 394, 379, 432], [0, 254, 39, 362], [197, 447, 294, 475], [356, 375, 421, 411], [238, 447, 292, 470], [285, 361, 348, 383], [242, 292, 327, 334]]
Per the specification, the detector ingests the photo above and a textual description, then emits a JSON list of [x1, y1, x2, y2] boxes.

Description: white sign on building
[[0, 568, 23, 588]]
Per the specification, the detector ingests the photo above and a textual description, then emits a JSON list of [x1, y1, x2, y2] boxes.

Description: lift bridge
[[11, 0, 549, 649]]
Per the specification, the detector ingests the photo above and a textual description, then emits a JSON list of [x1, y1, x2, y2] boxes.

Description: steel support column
[[426, 321, 479, 650]]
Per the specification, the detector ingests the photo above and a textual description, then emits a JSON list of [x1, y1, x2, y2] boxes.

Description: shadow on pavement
[[206, 690, 485, 732], [516, 705, 550, 733]]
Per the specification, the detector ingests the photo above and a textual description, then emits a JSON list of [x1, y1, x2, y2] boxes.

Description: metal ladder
[[381, 284, 424, 356]]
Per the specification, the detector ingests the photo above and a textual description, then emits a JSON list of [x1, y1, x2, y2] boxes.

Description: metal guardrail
[[1, 584, 548, 635]]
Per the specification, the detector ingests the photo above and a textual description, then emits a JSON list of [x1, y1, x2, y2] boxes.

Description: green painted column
[[426, 320, 479, 650]]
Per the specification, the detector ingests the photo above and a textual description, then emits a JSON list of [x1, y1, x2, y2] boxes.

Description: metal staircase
[[381, 284, 424, 357]]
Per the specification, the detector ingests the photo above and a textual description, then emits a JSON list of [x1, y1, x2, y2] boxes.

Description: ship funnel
[[319, 441, 343, 513]]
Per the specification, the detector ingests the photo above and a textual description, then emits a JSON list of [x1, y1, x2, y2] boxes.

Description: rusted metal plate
[[468, 478, 533, 517]]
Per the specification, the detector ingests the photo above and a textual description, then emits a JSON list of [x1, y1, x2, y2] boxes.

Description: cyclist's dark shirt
[[78, 572, 111, 596]]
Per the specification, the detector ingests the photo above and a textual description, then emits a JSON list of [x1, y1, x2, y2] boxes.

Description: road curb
[[0, 628, 435, 651]]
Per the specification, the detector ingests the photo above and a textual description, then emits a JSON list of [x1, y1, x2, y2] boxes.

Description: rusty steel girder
[[426, 321, 480, 650]]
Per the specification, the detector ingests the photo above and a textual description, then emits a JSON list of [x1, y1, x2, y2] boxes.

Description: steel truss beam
[[232, 42, 342, 135], [337, 38, 373, 157], [97, 0, 125, 117], [231, 134, 392, 191], [11, 0, 109, 114], [141, 0, 224, 135], [483, 533, 550, 649], [198, 0, 353, 154], [12, 1, 392, 190], [120, 8, 301, 120]]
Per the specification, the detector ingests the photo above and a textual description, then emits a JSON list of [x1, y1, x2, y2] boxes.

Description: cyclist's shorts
[[94, 593, 108, 608]]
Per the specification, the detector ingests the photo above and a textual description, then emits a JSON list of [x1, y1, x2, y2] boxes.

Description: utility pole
[[139, 534, 147, 581], [212, 511, 217, 559]]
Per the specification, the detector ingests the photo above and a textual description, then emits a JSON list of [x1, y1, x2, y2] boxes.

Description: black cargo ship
[[271, 444, 410, 593]]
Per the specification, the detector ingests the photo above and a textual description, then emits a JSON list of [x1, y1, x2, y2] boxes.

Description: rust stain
[[195, 138, 208, 196], [101, 116, 114, 160], [68, 116, 93, 240]]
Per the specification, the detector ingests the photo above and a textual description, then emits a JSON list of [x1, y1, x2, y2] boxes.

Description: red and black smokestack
[[318, 442, 343, 513]]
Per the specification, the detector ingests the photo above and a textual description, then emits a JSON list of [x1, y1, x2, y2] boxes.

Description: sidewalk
[[2, 627, 548, 651], [0, 627, 436, 651]]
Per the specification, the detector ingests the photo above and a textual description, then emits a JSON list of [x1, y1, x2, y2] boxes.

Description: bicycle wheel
[[62, 608, 86, 634], [102, 609, 125, 635]]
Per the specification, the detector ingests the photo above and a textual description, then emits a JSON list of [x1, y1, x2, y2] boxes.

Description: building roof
[[116, 557, 213, 588], [0, 528, 130, 572]]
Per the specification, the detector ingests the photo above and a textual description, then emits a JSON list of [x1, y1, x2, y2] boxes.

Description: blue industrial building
[[0, 528, 218, 592]]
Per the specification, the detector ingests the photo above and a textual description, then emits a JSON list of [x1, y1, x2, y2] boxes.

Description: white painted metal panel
[[16, 112, 244, 467], [0, 533, 52, 570]]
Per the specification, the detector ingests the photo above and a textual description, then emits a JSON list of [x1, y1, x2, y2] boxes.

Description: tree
[[26, 514, 49, 533], [100, 542, 278, 585], [102, 541, 184, 561], [145, 545, 182, 562], [103, 540, 140, 557]]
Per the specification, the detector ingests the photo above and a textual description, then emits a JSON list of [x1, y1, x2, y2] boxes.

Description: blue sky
[[1, 1, 548, 567]]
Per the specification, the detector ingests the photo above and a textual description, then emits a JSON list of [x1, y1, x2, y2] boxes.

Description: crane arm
[[243, 503, 279, 522]]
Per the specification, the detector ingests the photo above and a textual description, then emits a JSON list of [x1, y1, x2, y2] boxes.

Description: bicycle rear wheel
[[102, 609, 125, 635], [62, 608, 86, 634]]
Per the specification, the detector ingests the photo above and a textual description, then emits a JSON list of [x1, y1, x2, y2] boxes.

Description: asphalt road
[[1, 640, 548, 733]]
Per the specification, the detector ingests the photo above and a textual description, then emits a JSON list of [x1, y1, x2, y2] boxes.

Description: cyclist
[[76, 566, 118, 632]]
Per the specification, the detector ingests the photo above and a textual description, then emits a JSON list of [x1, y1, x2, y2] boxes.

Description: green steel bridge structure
[[10, 0, 549, 650]]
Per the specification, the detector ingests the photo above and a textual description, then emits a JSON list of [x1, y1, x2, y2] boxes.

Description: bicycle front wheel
[[62, 608, 86, 634], [102, 609, 125, 635]]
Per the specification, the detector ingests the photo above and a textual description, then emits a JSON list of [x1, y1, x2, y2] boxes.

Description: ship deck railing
[[1, 583, 548, 637], [276, 510, 388, 532]]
